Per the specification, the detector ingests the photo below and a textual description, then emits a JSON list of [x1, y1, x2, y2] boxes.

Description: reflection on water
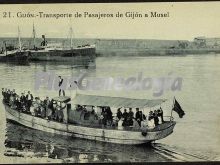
[[4, 121, 169, 163]]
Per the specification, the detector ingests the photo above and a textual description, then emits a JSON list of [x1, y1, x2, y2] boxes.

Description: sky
[[0, 2, 220, 41]]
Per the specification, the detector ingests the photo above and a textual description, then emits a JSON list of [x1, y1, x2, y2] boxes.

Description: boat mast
[[33, 23, 36, 49], [70, 26, 73, 49], [4, 41, 7, 55], [69, 18, 73, 49], [18, 26, 22, 51]]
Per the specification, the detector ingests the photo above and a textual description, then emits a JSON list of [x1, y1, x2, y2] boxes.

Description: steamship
[[29, 25, 96, 67]]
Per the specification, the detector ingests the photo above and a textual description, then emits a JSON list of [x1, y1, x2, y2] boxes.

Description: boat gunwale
[[4, 103, 176, 134]]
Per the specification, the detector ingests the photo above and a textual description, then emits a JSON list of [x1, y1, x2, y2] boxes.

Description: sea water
[[0, 54, 220, 163]]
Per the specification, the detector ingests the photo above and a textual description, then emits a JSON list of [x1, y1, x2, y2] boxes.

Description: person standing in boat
[[147, 111, 155, 129], [20, 93, 27, 112], [2, 88, 6, 102], [106, 107, 113, 126], [57, 102, 65, 122], [47, 99, 55, 120], [7, 89, 12, 105], [26, 91, 33, 112], [11, 89, 16, 97], [5, 89, 11, 104], [58, 76, 65, 96], [40, 100, 46, 118], [153, 110, 159, 126], [122, 109, 129, 127], [128, 108, 134, 126], [148, 111, 153, 120], [135, 108, 142, 126], [33, 97, 41, 116], [101, 107, 108, 127], [157, 107, 164, 123], [9, 91, 15, 107], [14, 94, 21, 110], [116, 108, 123, 120], [44, 96, 52, 120], [53, 101, 59, 121]]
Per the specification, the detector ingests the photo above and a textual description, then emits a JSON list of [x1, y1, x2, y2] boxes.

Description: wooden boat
[[3, 94, 176, 145]]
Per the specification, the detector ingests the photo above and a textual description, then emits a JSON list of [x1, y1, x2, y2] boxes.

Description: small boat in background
[[0, 50, 29, 63], [0, 27, 29, 64]]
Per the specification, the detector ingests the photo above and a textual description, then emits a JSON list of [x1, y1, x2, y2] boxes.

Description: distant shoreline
[[1, 37, 220, 56], [96, 48, 220, 57]]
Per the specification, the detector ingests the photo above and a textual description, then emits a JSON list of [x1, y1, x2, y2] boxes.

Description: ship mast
[[33, 23, 36, 49], [70, 25, 73, 49], [18, 26, 22, 51]]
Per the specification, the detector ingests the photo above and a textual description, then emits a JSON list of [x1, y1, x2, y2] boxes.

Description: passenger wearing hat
[[40, 100, 46, 118], [5, 89, 11, 104], [20, 93, 26, 104], [2, 88, 6, 102], [26, 91, 33, 112], [57, 102, 64, 122], [44, 96, 52, 119], [128, 108, 134, 126], [9, 91, 15, 107], [20, 93, 27, 112], [48, 99, 55, 120], [157, 107, 164, 123], [122, 109, 129, 127], [135, 108, 142, 126], [33, 97, 41, 116], [53, 101, 59, 120], [12, 89, 16, 97], [116, 108, 123, 120], [153, 110, 159, 126], [14, 94, 21, 110]]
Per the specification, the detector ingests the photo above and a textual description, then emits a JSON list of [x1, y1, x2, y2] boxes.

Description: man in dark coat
[[153, 110, 159, 126], [26, 91, 33, 112], [106, 107, 113, 125], [116, 108, 123, 120], [5, 89, 11, 104], [135, 108, 142, 126], [148, 111, 154, 120], [44, 96, 51, 119], [2, 88, 6, 102], [20, 93, 27, 111], [157, 107, 164, 123], [128, 108, 134, 126], [14, 95, 21, 111], [11, 89, 16, 97], [122, 109, 129, 126]]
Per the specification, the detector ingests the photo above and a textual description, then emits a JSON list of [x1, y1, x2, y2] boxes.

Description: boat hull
[[0, 51, 29, 63], [29, 47, 96, 66], [4, 104, 176, 145]]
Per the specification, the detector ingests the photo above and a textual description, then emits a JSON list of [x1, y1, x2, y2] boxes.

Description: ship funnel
[[41, 35, 47, 46]]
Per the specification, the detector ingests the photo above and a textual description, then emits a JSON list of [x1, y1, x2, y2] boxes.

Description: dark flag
[[172, 98, 185, 118]]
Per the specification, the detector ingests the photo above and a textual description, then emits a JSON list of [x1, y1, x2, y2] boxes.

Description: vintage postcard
[[0, 2, 219, 163]]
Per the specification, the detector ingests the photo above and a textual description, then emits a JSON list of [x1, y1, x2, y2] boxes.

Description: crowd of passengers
[[2, 88, 165, 129], [2, 88, 66, 122], [75, 103, 164, 129]]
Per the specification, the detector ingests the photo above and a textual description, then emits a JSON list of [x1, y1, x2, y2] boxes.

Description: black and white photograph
[[0, 2, 220, 163]]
